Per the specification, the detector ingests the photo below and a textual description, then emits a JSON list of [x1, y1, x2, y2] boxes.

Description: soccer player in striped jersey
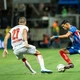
[[51, 20, 80, 69]]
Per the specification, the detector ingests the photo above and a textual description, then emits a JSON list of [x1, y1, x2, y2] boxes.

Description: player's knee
[[22, 58, 26, 62], [59, 49, 64, 54], [59, 49, 67, 54], [34, 54, 41, 57], [34, 50, 41, 56]]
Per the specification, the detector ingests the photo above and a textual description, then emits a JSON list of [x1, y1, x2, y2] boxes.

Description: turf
[[0, 48, 80, 80]]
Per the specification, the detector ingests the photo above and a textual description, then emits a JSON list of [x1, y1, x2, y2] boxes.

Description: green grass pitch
[[0, 48, 80, 80]]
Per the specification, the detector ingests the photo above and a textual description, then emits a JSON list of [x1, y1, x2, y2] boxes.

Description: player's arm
[[50, 31, 72, 39], [22, 29, 29, 48], [2, 33, 10, 58]]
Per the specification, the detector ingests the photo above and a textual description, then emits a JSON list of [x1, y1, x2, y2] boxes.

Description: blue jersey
[[69, 25, 80, 49]]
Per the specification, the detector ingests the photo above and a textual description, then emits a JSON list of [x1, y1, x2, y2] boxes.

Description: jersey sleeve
[[23, 26, 29, 32]]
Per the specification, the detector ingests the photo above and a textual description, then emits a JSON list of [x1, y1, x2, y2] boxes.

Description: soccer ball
[[57, 64, 65, 72]]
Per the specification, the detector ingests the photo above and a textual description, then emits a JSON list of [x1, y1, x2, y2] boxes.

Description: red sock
[[59, 50, 72, 64], [22, 58, 26, 62]]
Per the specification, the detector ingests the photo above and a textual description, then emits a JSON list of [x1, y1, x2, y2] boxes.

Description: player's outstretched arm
[[2, 33, 10, 58], [50, 31, 72, 40], [50, 36, 58, 40]]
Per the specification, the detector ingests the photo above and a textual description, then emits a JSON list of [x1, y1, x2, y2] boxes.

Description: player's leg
[[35, 50, 53, 73], [27, 45, 53, 73], [59, 48, 72, 64], [59, 48, 74, 69], [22, 57, 36, 74], [14, 48, 36, 74]]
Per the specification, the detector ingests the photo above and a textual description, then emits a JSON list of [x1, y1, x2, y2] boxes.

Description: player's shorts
[[67, 47, 80, 55], [13, 45, 36, 59]]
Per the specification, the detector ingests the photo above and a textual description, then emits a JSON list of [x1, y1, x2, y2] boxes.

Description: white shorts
[[13, 45, 36, 59]]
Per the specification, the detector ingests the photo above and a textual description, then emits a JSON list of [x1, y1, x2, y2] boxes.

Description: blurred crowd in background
[[0, 0, 80, 28]]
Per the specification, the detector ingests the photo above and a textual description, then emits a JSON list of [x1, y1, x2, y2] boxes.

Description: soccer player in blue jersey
[[51, 20, 80, 69]]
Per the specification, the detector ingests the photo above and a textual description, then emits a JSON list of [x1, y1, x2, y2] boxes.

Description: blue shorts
[[67, 47, 80, 55]]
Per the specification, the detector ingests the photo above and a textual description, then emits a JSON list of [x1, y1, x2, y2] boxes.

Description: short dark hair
[[61, 20, 69, 25]]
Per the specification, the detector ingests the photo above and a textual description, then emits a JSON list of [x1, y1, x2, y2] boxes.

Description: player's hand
[[2, 49, 8, 58], [25, 44, 30, 48], [26, 45, 29, 48], [50, 36, 55, 40], [25, 41, 30, 48]]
